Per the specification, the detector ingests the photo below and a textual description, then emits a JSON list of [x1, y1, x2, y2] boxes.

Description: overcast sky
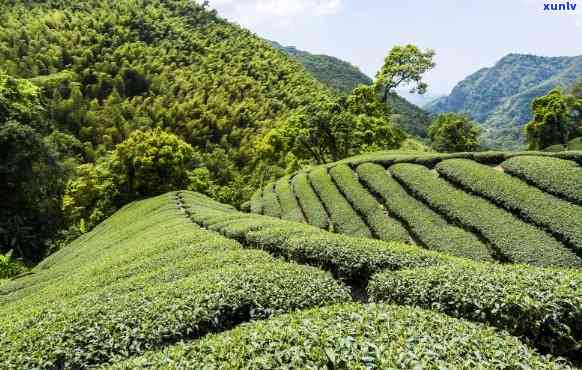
[[208, 0, 582, 100]]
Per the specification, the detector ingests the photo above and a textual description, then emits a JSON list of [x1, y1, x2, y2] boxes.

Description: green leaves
[[108, 304, 564, 369], [428, 112, 481, 152], [369, 261, 582, 361]]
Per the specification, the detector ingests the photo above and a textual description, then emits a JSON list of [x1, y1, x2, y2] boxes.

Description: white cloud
[[208, 0, 344, 27]]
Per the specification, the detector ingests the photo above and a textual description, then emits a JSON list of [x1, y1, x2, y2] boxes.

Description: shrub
[[292, 172, 329, 230], [108, 304, 566, 369], [329, 164, 409, 242], [356, 163, 493, 261], [274, 176, 304, 223], [0, 250, 25, 279], [0, 194, 349, 369], [308, 167, 371, 237], [437, 159, 582, 255], [369, 261, 582, 362], [390, 163, 581, 267], [501, 156, 582, 205]]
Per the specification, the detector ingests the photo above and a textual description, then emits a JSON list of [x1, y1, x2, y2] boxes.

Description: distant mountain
[[426, 54, 582, 149], [270, 41, 432, 137]]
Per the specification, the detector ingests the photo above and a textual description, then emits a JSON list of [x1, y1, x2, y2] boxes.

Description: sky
[[208, 0, 582, 104]]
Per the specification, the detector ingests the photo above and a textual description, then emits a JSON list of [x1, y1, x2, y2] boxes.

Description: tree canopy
[[374, 45, 436, 104], [428, 113, 481, 153]]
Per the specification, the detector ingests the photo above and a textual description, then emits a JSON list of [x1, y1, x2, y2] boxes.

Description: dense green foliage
[[263, 85, 406, 164], [356, 163, 493, 261], [329, 164, 409, 242], [525, 88, 582, 150], [271, 41, 432, 137], [391, 163, 581, 267], [428, 112, 481, 152], [436, 159, 582, 255], [0, 73, 79, 261], [0, 193, 348, 369], [502, 156, 582, 204], [370, 261, 582, 361], [109, 303, 565, 369], [62, 128, 198, 232], [309, 167, 371, 237], [426, 54, 582, 148]]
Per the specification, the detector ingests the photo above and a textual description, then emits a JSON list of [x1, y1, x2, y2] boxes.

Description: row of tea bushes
[[275, 176, 305, 223], [502, 156, 582, 205], [369, 260, 582, 361], [390, 163, 582, 268], [0, 194, 348, 369], [437, 159, 582, 255], [308, 167, 371, 237], [356, 163, 494, 262], [329, 164, 409, 242], [185, 192, 582, 364], [292, 172, 330, 230], [107, 303, 567, 369]]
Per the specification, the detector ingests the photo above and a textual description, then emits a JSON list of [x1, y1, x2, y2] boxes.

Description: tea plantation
[[3, 151, 582, 368], [252, 151, 582, 268]]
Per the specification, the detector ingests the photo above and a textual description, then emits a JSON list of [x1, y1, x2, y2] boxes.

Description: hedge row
[[335, 150, 582, 167], [356, 163, 494, 262], [108, 303, 565, 369], [261, 182, 282, 218], [329, 164, 409, 242], [502, 156, 582, 205], [437, 159, 582, 256], [308, 167, 371, 237], [181, 198, 451, 283], [274, 176, 305, 223], [249, 189, 263, 214], [390, 163, 582, 268], [292, 172, 330, 230], [0, 194, 349, 369], [369, 261, 582, 362]]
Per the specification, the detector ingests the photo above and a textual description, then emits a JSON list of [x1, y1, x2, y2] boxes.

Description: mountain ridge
[[425, 53, 582, 148]]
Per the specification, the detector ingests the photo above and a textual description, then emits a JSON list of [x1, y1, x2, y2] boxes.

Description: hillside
[[2, 189, 581, 367], [0, 0, 332, 202], [270, 41, 432, 137], [252, 150, 582, 268], [426, 54, 582, 148]]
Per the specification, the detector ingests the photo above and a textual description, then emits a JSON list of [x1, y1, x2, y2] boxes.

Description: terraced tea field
[[252, 151, 582, 268], [2, 151, 582, 368]]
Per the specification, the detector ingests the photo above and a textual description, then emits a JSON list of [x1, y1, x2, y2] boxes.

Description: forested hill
[[270, 41, 432, 136], [425, 53, 582, 148], [0, 0, 330, 196]]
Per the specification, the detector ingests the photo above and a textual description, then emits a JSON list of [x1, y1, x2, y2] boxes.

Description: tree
[[264, 86, 405, 164], [428, 113, 481, 152], [374, 45, 436, 104], [524, 89, 574, 150], [110, 128, 199, 198], [0, 73, 71, 262]]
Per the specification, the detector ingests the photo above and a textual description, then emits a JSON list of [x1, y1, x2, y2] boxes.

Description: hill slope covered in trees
[[426, 54, 582, 148], [270, 41, 432, 137]]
